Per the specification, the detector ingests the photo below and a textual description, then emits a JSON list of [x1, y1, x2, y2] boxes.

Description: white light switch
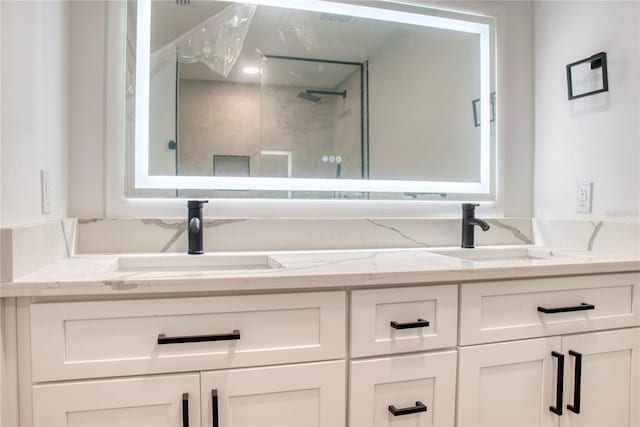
[[40, 170, 51, 215], [576, 182, 593, 213]]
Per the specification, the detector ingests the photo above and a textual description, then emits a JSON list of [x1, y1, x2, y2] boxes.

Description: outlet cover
[[40, 170, 51, 215], [576, 182, 593, 213]]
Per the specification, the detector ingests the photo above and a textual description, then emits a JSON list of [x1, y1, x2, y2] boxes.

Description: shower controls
[[322, 155, 342, 164]]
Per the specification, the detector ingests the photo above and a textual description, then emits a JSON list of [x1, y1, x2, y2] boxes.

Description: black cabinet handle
[[157, 330, 240, 344], [538, 303, 595, 314], [388, 401, 427, 416], [211, 389, 219, 427], [182, 393, 189, 427], [567, 350, 583, 414], [390, 319, 430, 329], [550, 351, 564, 416]]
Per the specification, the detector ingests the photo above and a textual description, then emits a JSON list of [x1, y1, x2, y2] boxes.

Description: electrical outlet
[[40, 170, 51, 215], [576, 182, 593, 213]]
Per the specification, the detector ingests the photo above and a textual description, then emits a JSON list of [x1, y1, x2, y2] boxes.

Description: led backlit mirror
[[126, 0, 495, 199]]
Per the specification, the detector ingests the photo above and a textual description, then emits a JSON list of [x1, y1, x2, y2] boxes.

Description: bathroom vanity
[[1, 0, 638, 425], [3, 247, 639, 427]]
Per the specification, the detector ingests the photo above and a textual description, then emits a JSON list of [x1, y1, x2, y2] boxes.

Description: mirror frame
[[134, 0, 492, 194]]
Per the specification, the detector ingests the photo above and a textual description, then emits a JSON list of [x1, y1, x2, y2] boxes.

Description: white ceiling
[[149, 1, 408, 88]]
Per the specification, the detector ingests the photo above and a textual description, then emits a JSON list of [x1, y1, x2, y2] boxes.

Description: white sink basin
[[431, 247, 580, 262], [117, 254, 283, 272]]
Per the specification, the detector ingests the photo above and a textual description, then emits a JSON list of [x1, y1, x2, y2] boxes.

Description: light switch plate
[[40, 170, 51, 215], [576, 181, 593, 213]]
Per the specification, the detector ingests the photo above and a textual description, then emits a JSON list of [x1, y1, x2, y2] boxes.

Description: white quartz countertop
[[1, 246, 639, 297]]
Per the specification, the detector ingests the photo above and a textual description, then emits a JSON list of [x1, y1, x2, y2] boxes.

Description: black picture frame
[[566, 52, 608, 100]]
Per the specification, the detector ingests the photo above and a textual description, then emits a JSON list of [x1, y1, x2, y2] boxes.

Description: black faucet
[[461, 203, 490, 248], [187, 200, 208, 255]]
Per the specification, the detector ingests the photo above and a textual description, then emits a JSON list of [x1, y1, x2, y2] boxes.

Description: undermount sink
[[431, 247, 580, 262], [116, 254, 283, 272]]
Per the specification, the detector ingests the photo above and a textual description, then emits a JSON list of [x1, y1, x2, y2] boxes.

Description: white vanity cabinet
[[457, 272, 640, 427], [32, 373, 202, 427], [457, 328, 640, 427], [25, 291, 347, 427], [350, 285, 458, 357], [200, 361, 345, 427], [29, 292, 346, 382], [350, 351, 457, 427], [457, 337, 563, 427], [559, 328, 640, 427], [349, 286, 459, 427], [12, 272, 640, 427]]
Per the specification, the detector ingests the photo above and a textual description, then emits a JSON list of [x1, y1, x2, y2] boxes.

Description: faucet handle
[[462, 203, 480, 210], [188, 200, 209, 209], [189, 217, 201, 234]]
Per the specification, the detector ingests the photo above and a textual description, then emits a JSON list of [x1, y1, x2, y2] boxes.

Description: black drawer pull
[[182, 393, 189, 427], [550, 351, 564, 416], [567, 350, 583, 414], [390, 319, 430, 329], [211, 389, 219, 427], [538, 303, 595, 314], [388, 401, 427, 416], [158, 330, 240, 345]]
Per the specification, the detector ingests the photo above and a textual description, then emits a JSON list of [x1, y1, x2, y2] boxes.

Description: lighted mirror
[[126, 0, 495, 200]]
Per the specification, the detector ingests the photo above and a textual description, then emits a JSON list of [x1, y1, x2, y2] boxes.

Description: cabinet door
[[457, 337, 562, 427], [560, 328, 640, 427], [200, 361, 345, 427], [349, 351, 457, 427], [32, 373, 201, 427]]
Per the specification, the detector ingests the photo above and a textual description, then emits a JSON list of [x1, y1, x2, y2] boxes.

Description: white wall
[[71, 0, 535, 218], [68, 1, 107, 219], [148, 55, 178, 177], [534, 1, 640, 220], [0, 1, 70, 226], [368, 27, 481, 183]]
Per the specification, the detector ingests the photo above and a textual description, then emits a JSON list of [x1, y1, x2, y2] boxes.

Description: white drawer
[[30, 291, 346, 382], [350, 285, 457, 357], [349, 351, 457, 427], [459, 273, 640, 345]]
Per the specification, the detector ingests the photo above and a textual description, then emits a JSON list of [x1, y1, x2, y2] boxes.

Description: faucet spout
[[461, 203, 490, 248], [468, 217, 490, 232]]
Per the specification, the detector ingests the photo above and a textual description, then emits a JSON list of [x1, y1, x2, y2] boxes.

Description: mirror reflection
[[127, 0, 494, 199]]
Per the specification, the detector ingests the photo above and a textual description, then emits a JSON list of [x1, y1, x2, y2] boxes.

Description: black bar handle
[[182, 393, 189, 427], [211, 389, 219, 427], [388, 401, 428, 416], [538, 303, 595, 314], [158, 330, 240, 345], [390, 319, 430, 330], [550, 351, 564, 416], [567, 350, 583, 414]]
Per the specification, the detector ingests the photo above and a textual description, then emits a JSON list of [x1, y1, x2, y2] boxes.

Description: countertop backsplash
[[73, 218, 533, 254], [2, 217, 639, 283]]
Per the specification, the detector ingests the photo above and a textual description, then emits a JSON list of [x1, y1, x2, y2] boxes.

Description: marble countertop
[[1, 245, 639, 297]]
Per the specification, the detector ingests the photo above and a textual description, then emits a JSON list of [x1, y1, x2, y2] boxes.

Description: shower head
[[297, 89, 347, 103], [297, 91, 322, 103]]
